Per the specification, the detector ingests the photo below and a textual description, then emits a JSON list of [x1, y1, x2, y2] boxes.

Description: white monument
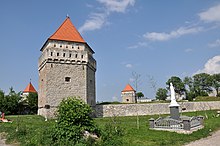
[[169, 83, 180, 107], [169, 83, 180, 120]]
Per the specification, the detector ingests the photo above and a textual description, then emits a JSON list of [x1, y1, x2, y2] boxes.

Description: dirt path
[[0, 138, 11, 146], [0, 133, 14, 146], [184, 130, 220, 146]]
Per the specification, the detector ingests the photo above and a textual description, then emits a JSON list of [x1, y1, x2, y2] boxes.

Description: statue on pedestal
[[169, 83, 180, 107]]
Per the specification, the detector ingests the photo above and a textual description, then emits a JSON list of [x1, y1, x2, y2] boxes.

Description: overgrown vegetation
[[1, 110, 220, 146], [0, 88, 38, 115]]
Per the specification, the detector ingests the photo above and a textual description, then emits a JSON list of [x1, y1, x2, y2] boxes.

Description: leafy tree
[[211, 74, 220, 96], [136, 92, 144, 99], [156, 88, 168, 100], [183, 76, 193, 90], [52, 97, 99, 145], [1, 87, 21, 115], [193, 73, 212, 96], [166, 76, 185, 96], [26, 93, 38, 114], [184, 76, 196, 100]]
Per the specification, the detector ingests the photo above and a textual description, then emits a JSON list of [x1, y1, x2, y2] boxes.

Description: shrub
[[52, 97, 99, 145]]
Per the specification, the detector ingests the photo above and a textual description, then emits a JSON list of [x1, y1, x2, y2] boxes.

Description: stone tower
[[38, 17, 96, 118], [121, 84, 136, 103]]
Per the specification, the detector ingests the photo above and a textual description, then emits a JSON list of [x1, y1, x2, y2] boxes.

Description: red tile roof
[[122, 84, 135, 92], [23, 82, 37, 93], [49, 17, 85, 43]]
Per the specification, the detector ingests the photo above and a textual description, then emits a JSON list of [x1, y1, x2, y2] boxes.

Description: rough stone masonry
[[38, 17, 96, 118]]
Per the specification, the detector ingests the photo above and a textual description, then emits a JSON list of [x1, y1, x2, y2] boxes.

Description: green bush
[[52, 97, 99, 145]]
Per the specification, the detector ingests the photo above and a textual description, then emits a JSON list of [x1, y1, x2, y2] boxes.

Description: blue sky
[[0, 0, 220, 102]]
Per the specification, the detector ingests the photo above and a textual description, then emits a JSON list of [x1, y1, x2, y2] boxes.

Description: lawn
[[0, 110, 220, 146]]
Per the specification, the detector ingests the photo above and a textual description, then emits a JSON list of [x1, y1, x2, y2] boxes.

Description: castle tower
[[38, 17, 96, 118], [121, 84, 136, 103]]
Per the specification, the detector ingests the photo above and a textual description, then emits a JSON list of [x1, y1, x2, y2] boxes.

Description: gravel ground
[[184, 130, 220, 146]]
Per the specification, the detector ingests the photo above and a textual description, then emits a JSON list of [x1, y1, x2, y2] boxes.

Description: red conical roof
[[122, 84, 135, 92], [23, 82, 37, 93], [49, 17, 85, 43]]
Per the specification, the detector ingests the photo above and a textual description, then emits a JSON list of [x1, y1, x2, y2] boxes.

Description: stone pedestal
[[183, 118, 191, 130], [149, 118, 155, 128], [169, 106, 180, 120]]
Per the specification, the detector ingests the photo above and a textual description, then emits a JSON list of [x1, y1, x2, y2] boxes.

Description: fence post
[[183, 118, 191, 131], [149, 118, 155, 128], [197, 116, 204, 125]]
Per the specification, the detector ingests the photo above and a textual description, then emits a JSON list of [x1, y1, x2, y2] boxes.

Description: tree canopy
[[136, 92, 144, 98], [166, 76, 185, 96], [156, 88, 168, 100]]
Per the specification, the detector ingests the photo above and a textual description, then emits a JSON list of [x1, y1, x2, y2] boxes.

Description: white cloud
[[199, 4, 220, 23], [79, 13, 107, 33], [208, 39, 220, 48], [143, 26, 203, 41], [86, 3, 94, 8], [196, 55, 220, 74], [185, 48, 193, 53], [125, 63, 133, 68], [128, 42, 148, 49], [79, 0, 136, 33], [97, 0, 135, 13]]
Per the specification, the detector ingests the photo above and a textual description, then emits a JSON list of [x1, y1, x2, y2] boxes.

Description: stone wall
[[95, 101, 220, 117]]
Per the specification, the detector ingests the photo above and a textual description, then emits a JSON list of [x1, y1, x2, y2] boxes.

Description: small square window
[[65, 77, 71, 82]]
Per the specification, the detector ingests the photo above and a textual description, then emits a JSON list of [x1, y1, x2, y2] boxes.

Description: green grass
[[1, 110, 220, 146], [95, 110, 220, 146], [195, 96, 220, 101]]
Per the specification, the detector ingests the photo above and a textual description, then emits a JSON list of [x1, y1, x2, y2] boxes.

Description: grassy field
[[0, 110, 220, 146]]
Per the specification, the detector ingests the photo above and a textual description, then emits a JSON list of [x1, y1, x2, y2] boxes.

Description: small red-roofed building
[[22, 82, 37, 97], [121, 84, 136, 103], [23, 82, 37, 94], [20, 82, 38, 114]]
